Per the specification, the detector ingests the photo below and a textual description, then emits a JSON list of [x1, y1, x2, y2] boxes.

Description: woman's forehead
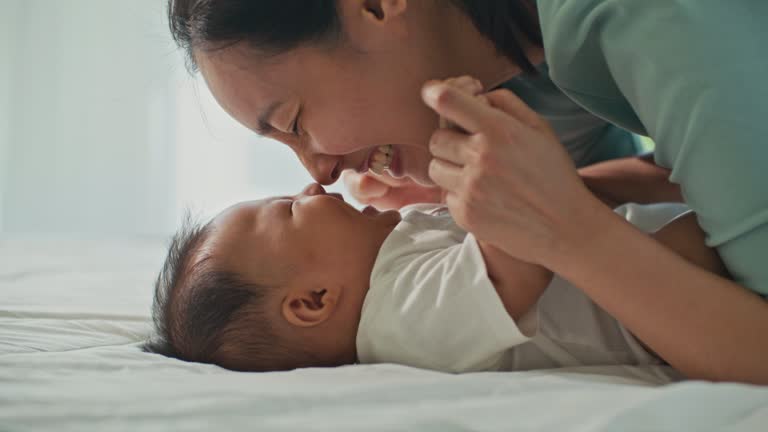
[[197, 43, 313, 86], [197, 47, 305, 130]]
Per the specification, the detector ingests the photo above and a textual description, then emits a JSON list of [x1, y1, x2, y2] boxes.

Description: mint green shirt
[[537, 0, 768, 295], [501, 63, 641, 167]]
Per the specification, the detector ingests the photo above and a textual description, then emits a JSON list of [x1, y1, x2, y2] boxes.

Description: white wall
[[172, 75, 320, 223], [0, 0, 346, 237], [0, 0, 21, 232], [2, 0, 178, 235]]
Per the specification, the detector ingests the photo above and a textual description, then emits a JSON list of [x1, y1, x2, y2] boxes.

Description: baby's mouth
[[368, 145, 393, 175]]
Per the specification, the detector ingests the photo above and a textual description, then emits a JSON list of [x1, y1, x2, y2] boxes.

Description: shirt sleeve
[[539, 0, 768, 294], [357, 233, 537, 373]]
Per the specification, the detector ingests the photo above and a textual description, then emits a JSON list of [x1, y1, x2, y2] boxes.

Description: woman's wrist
[[536, 191, 621, 271]]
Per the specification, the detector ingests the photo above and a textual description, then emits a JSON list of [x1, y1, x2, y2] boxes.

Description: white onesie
[[356, 202, 692, 373]]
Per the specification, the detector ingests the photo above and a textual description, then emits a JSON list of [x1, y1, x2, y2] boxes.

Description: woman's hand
[[424, 79, 768, 385], [422, 79, 602, 264], [342, 170, 443, 210]]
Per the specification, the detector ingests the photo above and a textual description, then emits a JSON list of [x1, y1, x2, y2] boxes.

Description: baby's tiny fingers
[[342, 170, 389, 202]]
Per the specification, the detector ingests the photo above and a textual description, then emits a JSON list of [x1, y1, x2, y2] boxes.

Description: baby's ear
[[282, 287, 339, 327]]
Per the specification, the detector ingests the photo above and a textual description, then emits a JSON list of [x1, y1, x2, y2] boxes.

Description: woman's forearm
[[579, 153, 683, 205], [418, 81, 767, 383], [547, 198, 768, 384]]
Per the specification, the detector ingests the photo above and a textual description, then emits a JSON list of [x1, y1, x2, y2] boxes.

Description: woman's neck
[[435, 4, 545, 90]]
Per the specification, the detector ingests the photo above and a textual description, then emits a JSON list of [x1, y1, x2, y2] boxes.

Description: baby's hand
[[342, 170, 443, 210]]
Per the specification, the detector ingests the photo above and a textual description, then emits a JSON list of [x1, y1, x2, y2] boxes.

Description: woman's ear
[[282, 286, 340, 328], [361, 0, 408, 24], [337, 0, 410, 51]]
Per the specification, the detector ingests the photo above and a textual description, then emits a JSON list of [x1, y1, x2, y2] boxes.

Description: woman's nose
[[300, 152, 341, 186], [301, 183, 326, 197]]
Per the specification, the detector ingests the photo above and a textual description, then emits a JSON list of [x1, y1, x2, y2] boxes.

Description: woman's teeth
[[370, 145, 393, 175]]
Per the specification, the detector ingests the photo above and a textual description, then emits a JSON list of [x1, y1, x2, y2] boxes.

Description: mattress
[[1, 236, 767, 431]]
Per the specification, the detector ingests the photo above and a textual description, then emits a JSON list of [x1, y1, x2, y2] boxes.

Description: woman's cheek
[[310, 125, 366, 155], [402, 146, 435, 185]]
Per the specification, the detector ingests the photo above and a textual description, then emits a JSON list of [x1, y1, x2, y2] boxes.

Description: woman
[[167, 0, 768, 383]]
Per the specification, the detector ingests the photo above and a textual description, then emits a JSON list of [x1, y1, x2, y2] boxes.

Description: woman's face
[[196, 39, 440, 186], [195, 0, 522, 187]]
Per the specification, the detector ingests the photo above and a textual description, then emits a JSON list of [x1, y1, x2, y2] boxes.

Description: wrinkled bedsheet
[[1, 236, 767, 431]]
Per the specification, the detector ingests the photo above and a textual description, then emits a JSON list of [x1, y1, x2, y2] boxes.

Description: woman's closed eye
[[291, 108, 303, 136]]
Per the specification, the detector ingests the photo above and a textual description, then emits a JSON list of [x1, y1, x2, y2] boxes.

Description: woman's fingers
[[423, 79, 549, 138], [419, 76, 597, 265], [438, 76, 484, 130], [429, 127, 471, 166], [444, 76, 483, 94], [422, 81, 497, 134], [428, 157, 463, 192], [485, 89, 549, 132]]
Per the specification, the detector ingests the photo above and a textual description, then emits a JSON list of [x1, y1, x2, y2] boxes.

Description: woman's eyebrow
[[255, 101, 283, 135]]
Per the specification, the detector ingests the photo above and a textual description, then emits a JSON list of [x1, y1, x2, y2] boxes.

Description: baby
[[144, 183, 727, 373]]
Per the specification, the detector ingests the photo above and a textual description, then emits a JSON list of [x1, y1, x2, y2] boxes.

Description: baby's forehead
[[208, 200, 269, 244], [179, 239, 266, 301], [216, 199, 270, 224], [203, 200, 292, 285]]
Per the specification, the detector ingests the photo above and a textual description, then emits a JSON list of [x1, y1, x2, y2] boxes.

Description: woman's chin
[[394, 145, 434, 185], [407, 170, 435, 187]]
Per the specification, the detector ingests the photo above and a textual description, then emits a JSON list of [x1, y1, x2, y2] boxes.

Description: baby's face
[[210, 183, 401, 283], [206, 183, 402, 363]]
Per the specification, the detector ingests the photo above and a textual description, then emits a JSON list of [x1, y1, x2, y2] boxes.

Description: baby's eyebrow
[[255, 101, 282, 135]]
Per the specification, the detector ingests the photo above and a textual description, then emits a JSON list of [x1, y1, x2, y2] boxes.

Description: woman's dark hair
[[168, 0, 542, 73], [449, 0, 542, 73]]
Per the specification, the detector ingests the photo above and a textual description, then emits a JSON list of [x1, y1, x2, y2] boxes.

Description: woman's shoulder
[[537, 0, 762, 90], [537, 0, 768, 132]]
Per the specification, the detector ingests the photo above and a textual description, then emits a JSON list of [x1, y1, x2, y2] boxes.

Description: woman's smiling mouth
[[369, 144, 393, 174]]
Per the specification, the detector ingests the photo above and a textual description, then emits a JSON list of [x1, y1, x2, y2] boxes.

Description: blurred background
[[0, 0, 347, 238], [0, 1, 655, 239]]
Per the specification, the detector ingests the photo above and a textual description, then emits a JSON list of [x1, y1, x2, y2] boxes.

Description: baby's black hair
[[143, 216, 311, 371]]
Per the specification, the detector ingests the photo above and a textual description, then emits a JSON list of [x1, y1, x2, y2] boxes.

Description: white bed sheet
[[1, 236, 767, 431]]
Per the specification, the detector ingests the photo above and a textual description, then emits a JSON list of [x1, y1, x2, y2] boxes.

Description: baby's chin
[[361, 205, 402, 225]]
